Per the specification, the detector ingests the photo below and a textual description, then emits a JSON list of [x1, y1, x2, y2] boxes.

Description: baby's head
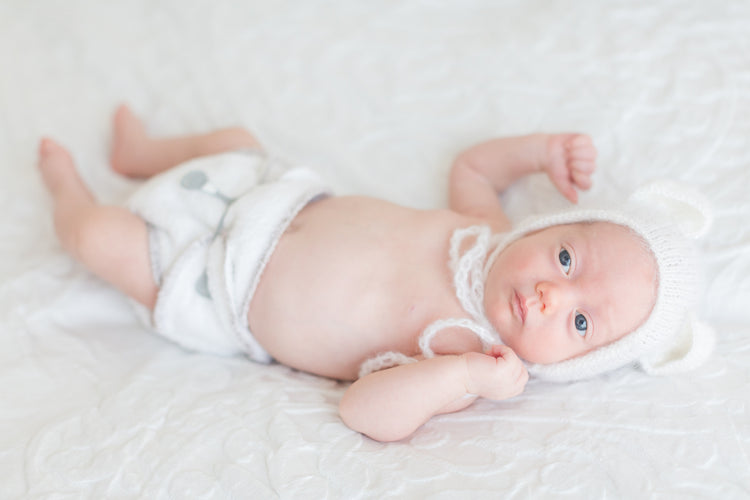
[[484, 221, 657, 366], [482, 180, 714, 381]]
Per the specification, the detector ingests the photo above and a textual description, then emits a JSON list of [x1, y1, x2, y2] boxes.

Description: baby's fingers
[[570, 156, 596, 174], [565, 134, 597, 158], [504, 356, 529, 395], [572, 169, 593, 190], [552, 175, 579, 204], [488, 345, 527, 378], [486, 344, 518, 360]]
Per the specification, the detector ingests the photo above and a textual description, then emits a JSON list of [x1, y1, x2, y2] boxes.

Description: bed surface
[[2, 1, 749, 498]]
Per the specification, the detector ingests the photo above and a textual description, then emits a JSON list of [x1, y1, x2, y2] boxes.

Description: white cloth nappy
[[127, 150, 330, 362]]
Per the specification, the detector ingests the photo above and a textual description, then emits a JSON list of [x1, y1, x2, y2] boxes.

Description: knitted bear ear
[[639, 314, 716, 375], [629, 180, 712, 238]]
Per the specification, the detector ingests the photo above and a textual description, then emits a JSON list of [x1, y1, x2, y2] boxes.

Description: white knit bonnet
[[476, 180, 715, 381], [358, 180, 715, 382]]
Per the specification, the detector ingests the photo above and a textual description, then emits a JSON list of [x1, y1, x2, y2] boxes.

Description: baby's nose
[[535, 281, 567, 313]]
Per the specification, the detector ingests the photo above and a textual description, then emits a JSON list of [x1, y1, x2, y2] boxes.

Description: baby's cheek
[[513, 342, 541, 364], [512, 334, 567, 365], [501, 335, 532, 362]]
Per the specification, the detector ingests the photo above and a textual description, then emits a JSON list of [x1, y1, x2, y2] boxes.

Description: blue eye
[[575, 313, 588, 336], [558, 248, 571, 274]]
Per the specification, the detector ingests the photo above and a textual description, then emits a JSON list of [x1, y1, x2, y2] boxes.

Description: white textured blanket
[[2, 1, 749, 498]]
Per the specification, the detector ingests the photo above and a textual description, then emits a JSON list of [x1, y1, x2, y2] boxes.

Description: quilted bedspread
[[1, 1, 749, 498]]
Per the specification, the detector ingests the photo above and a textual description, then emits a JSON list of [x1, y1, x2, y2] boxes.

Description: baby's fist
[[462, 345, 528, 400], [544, 133, 597, 204]]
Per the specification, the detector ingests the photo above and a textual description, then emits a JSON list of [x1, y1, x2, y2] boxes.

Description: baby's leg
[[110, 105, 262, 178], [39, 138, 158, 308]]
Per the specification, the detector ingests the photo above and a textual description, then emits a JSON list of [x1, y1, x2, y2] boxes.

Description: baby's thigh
[[75, 206, 157, 308]]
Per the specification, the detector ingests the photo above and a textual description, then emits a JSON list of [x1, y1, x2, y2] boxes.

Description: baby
[[38, 106, 713, 441]]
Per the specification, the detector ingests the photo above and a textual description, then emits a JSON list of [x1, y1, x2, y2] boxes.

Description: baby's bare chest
[[247, 196, 479, 379]]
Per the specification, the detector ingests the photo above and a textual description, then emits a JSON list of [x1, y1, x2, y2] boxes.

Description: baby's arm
[[450, 134, 596, 227], [339, 346, 528, 442]]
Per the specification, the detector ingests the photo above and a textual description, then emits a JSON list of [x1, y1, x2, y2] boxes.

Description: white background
[[1, 1, 748, 498]]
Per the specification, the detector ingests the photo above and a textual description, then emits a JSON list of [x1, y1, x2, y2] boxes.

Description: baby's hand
[[543, 133, 597, 203], [462, 345, 528, 400]]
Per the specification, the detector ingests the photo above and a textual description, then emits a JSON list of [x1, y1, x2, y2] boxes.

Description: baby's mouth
[[513, 290, 527, 325]]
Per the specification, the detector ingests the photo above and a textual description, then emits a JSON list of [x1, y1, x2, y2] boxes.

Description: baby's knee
[[58, 210, 104, 261], [60, 208, 129, 263]]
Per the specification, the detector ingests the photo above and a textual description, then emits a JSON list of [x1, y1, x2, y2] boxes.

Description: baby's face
[[483, 222, 657, 364]]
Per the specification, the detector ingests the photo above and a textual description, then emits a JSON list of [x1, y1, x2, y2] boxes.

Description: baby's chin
[[502, 338, 566, 365], [513, 341, 599, 366]]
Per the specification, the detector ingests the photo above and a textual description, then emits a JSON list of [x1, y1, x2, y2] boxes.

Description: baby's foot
[[110, 104, 154, 177], [38, 138, 93, 202]]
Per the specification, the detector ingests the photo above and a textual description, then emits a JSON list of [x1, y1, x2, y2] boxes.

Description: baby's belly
[[247, 196, 466, 380]]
